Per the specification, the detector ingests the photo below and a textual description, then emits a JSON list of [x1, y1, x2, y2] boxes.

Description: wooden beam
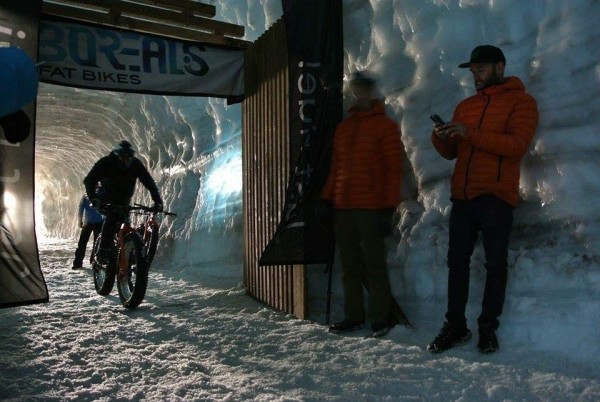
[[42, 2, 250, 48], [118, 16, 249, 48], [293, 265, 307, 319], [43, 0, 243, 37], [126, 0, 216, 18], [115, 3, 244, 37], [43, 0, 216, 18]]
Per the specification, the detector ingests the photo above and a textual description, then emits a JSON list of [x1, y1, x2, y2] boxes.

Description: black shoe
[[72, 265, 83, 270], [328, 320, 365, 334], [371, 322, 393, 338], [427, 322, 472, 353], [477, 327, 499, 354]]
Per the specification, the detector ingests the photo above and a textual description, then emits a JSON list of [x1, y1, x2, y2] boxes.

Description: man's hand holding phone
[[429, 114, 446, 126], [430, 114, 449, 140], [430, 114, 468, 140]]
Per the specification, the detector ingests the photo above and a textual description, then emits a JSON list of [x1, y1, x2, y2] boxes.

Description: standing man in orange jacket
[[321, 71, 404, 338], [427, 45, 539, 354]]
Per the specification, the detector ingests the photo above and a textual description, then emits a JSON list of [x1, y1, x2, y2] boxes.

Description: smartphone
[[429, 114, 446, 125]]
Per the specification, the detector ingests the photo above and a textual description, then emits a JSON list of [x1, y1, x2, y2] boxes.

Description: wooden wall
[[242, 18, 307, 318]]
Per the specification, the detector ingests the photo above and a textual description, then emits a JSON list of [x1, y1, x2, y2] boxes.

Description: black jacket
[[84, 153, 162, 206]]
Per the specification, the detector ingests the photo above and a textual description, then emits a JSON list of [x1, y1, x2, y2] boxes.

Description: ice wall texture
[[35, 1, 599, 282], [335, 0, 600, 300]]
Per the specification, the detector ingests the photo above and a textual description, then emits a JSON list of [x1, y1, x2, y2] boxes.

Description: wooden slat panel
[[121, 0, 216, 17], [293, 265, 306, 318], [242, 17, 307, 318], [44, 0, 216, 17], [111, 2, 243, 37], [42, 0, 248, 47]]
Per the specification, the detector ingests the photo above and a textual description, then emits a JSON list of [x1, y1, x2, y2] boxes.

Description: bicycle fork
[[117, 229, 129, 280]]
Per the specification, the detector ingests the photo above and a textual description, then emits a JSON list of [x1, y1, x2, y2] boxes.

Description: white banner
[[38, 18, 245, 99]]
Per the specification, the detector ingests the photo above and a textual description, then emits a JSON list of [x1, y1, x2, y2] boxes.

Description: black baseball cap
[[459, 45, 506, 68]]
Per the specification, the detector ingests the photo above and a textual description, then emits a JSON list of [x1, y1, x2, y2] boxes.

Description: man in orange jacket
[[321, 71, 404, 338], [427, 45, 539, 354]]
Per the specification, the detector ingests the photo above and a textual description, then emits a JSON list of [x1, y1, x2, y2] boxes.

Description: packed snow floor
[[1, 238, 599, 401]]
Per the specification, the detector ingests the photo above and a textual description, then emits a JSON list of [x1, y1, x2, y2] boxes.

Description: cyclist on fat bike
[[83, 140, 163, 265]]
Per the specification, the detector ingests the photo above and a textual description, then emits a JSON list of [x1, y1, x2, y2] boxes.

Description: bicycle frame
[[93, 203, 175, 309], [139, 214, 157, 242], [116, 220, 139, 281], [137, 212, 159, 260], [133, 204, 175, 266]]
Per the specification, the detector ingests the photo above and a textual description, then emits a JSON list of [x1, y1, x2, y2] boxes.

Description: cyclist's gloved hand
[[152, 202, 163, 213]]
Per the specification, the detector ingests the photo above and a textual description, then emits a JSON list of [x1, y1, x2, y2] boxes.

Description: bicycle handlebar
[[99, 202, 177, 217], [133, 203, 177, 217]]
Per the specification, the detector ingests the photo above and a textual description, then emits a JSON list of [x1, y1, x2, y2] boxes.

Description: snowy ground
[[1, 238, 599, 402]]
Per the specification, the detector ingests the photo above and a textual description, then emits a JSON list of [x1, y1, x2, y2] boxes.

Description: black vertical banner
[[259, 0, 342, 265], [0, 1, 49, 308]]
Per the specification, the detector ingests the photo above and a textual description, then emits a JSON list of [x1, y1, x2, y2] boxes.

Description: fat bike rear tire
[[117, 233, 149, 309], [92, 237, 116, 296]]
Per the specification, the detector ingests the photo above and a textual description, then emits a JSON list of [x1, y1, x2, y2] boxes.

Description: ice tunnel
[[34, 85, 245, 267]]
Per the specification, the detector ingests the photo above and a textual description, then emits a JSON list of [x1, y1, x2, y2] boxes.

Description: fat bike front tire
[[144, 223, 159, 266], [117, 233, 149, 309], [92, 237, 116, 296]]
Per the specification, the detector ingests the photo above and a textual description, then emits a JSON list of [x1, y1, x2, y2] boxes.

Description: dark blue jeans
[[445, 195, 514, 330], [73, 222, 103, 267]]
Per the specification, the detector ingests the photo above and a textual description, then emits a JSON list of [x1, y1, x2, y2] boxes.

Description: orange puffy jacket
[[431, 76, 539, 207], [321, 99, 403, 209]]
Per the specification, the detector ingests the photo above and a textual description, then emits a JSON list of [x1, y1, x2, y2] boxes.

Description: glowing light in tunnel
[[34, 186, 48, 237], [205, 158, 242, 197], [1, 191, 23, 244], [3, 190, 16, 210]]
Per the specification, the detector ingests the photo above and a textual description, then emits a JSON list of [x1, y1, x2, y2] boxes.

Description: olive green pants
[[334, 209, 392, 324]]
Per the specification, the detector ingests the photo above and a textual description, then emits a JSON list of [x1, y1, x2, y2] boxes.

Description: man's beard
[[478, 70, 503, 90]]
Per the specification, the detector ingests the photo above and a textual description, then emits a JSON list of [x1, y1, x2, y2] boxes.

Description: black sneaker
[[72, 266, 83, 270], [477, 327, 499, 354], [371, 322, 393, 338], [427, 322, 472, 353], [328, 320, 365, 334]]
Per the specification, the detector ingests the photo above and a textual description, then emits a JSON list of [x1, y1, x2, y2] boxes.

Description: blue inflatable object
[[0, 46, 39, 118]]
